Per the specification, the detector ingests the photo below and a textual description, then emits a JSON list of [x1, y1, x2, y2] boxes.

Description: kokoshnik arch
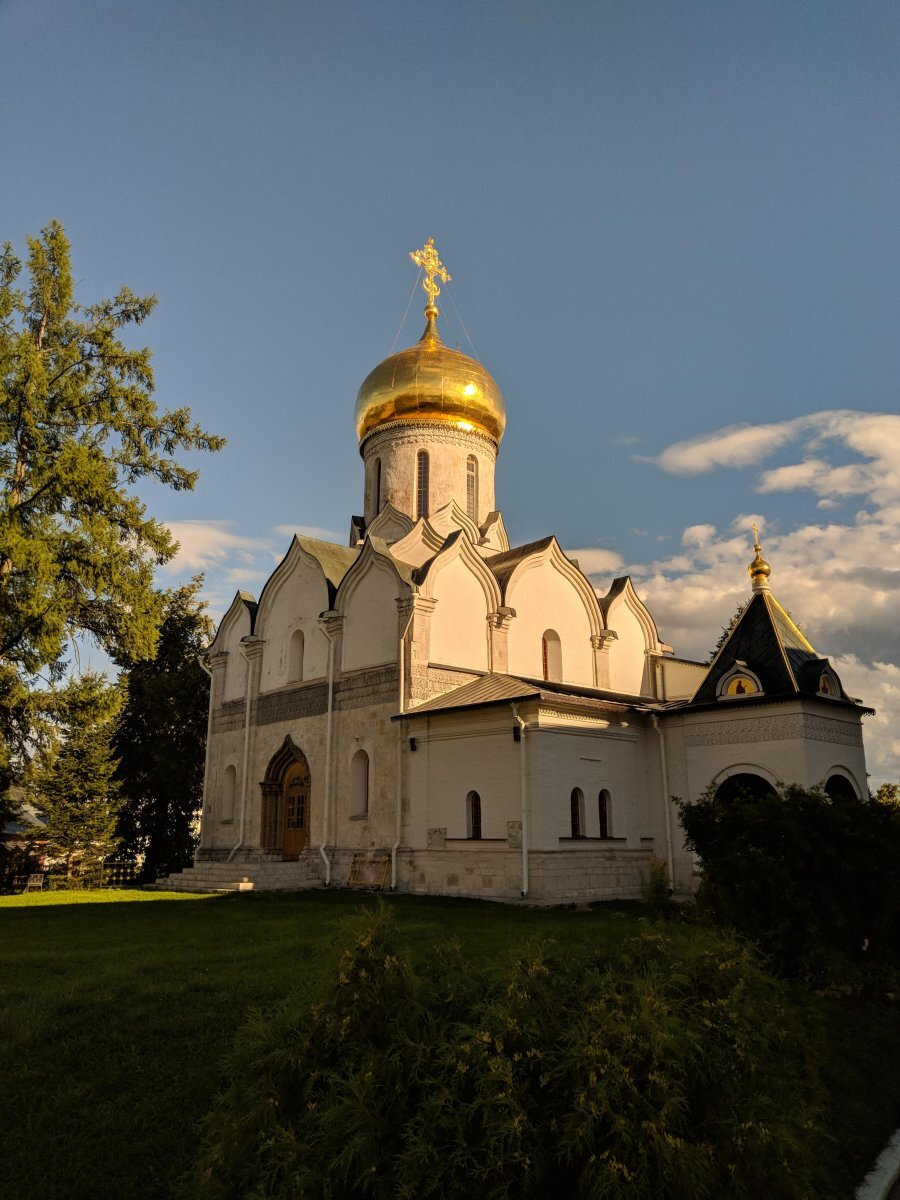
[[162, 240, 872, 899]]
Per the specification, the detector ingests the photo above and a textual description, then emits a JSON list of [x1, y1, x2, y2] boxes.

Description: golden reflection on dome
[[355, 309, 507, 444]]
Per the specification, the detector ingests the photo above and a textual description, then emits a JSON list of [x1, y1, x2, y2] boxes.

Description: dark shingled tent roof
[[689, 591, 858, 708]]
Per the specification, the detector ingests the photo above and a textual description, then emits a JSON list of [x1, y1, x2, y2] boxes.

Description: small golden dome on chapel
[[354, 239, 506, 445], [748, 524, 772, 591]]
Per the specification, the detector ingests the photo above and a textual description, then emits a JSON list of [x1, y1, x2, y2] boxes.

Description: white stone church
[[163, 240, 871, 899]]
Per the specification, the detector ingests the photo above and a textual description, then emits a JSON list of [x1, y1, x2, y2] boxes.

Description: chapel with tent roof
[[161, 239, 871, 898]]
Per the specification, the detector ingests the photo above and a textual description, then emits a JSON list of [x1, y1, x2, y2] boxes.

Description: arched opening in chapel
[[824, 773, 858, 802], [713, 773, 777, 803]]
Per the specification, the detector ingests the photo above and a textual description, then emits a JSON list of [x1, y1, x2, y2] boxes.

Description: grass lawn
[[2, 888, 898, 1199]]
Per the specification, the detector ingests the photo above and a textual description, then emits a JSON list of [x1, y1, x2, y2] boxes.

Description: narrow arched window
[[466, 455, 478, 521], [598, 789, 611, 839], [542, 629, 562, 682], [288, 630, 305, 682], [374, 458, 382, 514], [350, 749, 369, 817], [416, 450, 430, 519], [222, 765, 237, 823], [466, 790, 482, 840], [570, 788, 584, 838]]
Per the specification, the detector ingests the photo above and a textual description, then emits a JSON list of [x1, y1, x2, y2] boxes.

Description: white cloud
[[758, 459, 830, 493], [163, 521, 270, 572], [646, 419, 804, 474], [619, 409, 900, 785], [682, 523, 717, 547], [566, 547, 624, 575]]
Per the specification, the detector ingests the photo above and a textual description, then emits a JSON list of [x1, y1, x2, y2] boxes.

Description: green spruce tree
[[0, 221, 224, 783], [30, 675, 123, 880], [115, 579, 213, 879]]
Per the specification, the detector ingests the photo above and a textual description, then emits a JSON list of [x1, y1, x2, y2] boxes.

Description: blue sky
[[3, 0, 899, 782]]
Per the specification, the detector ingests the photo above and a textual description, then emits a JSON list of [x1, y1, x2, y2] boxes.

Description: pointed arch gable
[[335, 535, 413, 615], [599, 576, 663, 653], [390, 518, 447, 569], [367, 502, 415, 545], [427, 499, 482, 545], [600, 576, 664, 697], [254, 536, 333, 639], [414, 531, 501, 671], [337, 536, 413, 671], [414, 530, 502, 612], [478, 510, 510, 554], [207, 590, 256, 656], [501, 538, 603, 638]]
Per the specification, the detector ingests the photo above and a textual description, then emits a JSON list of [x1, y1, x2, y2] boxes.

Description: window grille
[[416, 451, 429, 519], [466, 455, 478, 521], [467, 790, 482, 839]]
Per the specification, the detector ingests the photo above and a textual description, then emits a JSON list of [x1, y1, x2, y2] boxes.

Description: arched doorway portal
[[260, 737, 312, 860]]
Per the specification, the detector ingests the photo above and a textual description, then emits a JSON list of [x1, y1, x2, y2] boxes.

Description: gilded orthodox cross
[[409, 237, 452, 311]]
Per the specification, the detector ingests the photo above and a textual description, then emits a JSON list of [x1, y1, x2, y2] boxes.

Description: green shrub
[[640, 858, 673, 917], [679, 784, 900, 984], [192, 905, 825, 1200]]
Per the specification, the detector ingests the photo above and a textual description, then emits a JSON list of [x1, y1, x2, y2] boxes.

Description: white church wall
[[606, 604, 648, 696], [341, 563, 402, 671], [257, 558, 331, 690], [506, 565, 595, 685], [403, 709, 522, 849], [428, 556, 490, 670], [202, 727, 247, 850], [331, 702, 399, 849], [634, 718, 698, 894], [527, 721, 642, 850]]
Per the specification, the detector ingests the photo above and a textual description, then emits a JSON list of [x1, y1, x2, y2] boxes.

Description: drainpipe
[[651, 713, 675, 893], [511, 703, 529, 899], [226, 642, 254, 864], [196, 654, 214, 854], [319, 622, 336, 885], [392, 604, 416, 889]]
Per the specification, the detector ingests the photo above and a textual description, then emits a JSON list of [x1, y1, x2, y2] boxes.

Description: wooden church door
[[282, 760, 310, 860]]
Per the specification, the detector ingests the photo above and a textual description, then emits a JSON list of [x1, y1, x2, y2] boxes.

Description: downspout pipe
[[511, 703, 528, 899], [319, 622, 336, 886], [196, 654, 214, 856], [227, 642, 254, 864], [651, 713, 675, 893], [392, 605, 416, 890]]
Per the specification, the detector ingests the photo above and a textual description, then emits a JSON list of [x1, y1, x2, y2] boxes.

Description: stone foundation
[[179, 842, 655, 901]]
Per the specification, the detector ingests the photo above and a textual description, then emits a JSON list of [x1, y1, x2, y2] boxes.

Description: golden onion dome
[[355, 307, 506, 445]]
